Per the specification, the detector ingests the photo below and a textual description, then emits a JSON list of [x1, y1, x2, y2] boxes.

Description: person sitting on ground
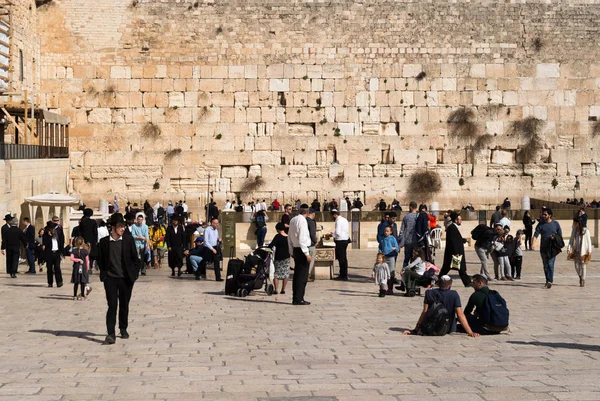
[[461, 274, 509, 335], [189, 236, 205, 280], [403, 275, 479, 337], [397, 247, 426, 293]]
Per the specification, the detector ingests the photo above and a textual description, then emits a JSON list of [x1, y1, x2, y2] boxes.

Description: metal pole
[[206, 172, 210, 222]]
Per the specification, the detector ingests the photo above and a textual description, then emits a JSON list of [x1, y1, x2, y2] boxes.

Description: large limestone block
[[87, 108, 112, 123], [524, 163, 557, 176], [91, 165, 161, 180], [168, 92, 185, 108], [307, 165, 329, 178], [536, 63, 560, 78], [222, 166, 248, 178], [487, 163, 523, 176], [248, 165, 262, 178], [359, 165, 373, 177], [491, 150, 516, 164], [427, 164, 459, 177], [269, 79, 289, 92], [288, 165, 308, 178], [252, 151, 282, 165]]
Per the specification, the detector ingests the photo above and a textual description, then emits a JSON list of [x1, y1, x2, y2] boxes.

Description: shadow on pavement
[[224, 296, 292, 305], [5, 283, 47, 288], [508, 340, 600, 352], [38, 294, 77, 301], [29, 329, 105, 344]]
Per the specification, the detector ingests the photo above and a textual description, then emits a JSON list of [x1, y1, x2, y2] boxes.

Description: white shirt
[[182, 203, 188, 212], [498, 217, 511, 228], [333, 215, 350, 241], [287, 214, 311, 255], [225, 202, 232, 210], [204, 226, 219, 250], [51, 237, 59, 251], [260, 202, 267, 211], [98, 226, 109, 242], [244, 205, 253, 213]]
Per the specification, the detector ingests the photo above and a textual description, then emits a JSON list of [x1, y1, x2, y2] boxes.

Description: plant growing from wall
[[415, 72, 427, 81], [510, 117, 545, 163], [407, 169, 442, 199], [331, 173, 345, 187], [153, 181, 160, 190], [551, 178, 558, 189], [141, 122, 161, 140], [473, 134, 494, 153], [592, 121, 600, 138], [447, 107, 478, 140], [240, 176, 265, 195], [459, 177, 465, 186], [164, 148, 182, 161]]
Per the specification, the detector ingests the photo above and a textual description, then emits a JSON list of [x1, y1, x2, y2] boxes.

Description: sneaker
[[85, 286, 92, 296], [104, 334, 116, 345], [546, 282, 552, 289]]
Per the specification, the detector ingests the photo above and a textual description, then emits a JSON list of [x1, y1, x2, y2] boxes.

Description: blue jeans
[[26, 246, 36, 273], [256, 227, 267, 247], [189, 255, 203, 272], [540, 252, 556, 283]]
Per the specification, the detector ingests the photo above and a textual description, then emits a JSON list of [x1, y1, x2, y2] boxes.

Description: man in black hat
[[1, 217, 27, 278], [439, 212, 472, 287], [42, 221, 64, 287], [96, 213, 140, 344], [1, 213, 13, 274], [78, 208, 98, 264]]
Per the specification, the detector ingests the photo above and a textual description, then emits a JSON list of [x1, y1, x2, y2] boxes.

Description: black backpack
[[480, 290, 509, 331], [471, 224, 491, 241], [421, 291, 451, 336]]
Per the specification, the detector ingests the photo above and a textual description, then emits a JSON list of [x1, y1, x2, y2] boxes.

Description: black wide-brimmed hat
[[108, 213, 126, 226], [3, 213, 12, 221]]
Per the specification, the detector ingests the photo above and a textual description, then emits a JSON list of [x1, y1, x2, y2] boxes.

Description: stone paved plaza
[[1, 249, 599, 401]]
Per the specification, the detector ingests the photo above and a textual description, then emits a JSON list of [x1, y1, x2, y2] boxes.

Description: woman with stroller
[[268, 222, 290, 295]]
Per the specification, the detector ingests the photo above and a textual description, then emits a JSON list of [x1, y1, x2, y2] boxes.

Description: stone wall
[[35, 0, 600, 210]]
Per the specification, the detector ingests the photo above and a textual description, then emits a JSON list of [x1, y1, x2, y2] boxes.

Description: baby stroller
[[225, 247, 274, 297]]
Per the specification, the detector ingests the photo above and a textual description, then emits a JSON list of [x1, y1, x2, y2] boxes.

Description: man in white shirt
[[224, 200, 232, 210], [260, 199, 267, 211], [331, 209, 350, 280], [287, 205, 312, 305], [203, 217, 223, 281]]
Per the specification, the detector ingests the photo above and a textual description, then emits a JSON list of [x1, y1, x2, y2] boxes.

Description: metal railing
[[0, 144, 68, 160]]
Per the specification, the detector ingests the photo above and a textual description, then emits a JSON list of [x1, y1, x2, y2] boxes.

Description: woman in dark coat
[[438, 212, 472, 287], [522, 210, 535, 250]]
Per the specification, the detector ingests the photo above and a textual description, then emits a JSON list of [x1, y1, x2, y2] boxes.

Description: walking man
[[23, 217, 37, 274], [331, 209, 350, 280], [96, 213, 140, 344], [532, 207, 562, 288], [399, 201, 418, 267], [439, 212, 472, 287], [165, 217, 187, 277], [43, 221, 64, 287], [1, 216, 27, 278], [288, 205, 312, 305]]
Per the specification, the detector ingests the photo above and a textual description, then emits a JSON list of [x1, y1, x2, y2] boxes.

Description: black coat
[[1, 226, 27, 251], [55, 225, 66, 251], [165, 225, 186, 250], [42, 231, 64, 260], [78, 217, 98, 252], [24, 224, 36, 247], [96, 235, 140, 283], [442, 223, 466, 272]]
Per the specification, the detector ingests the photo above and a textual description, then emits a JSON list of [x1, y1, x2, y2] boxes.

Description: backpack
[[255, 215, 266, 229], [421, 291, 451, 336], [471, 224, 491, 241], [480, 290, 509, 331]]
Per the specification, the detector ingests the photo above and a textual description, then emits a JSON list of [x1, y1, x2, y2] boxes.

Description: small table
[[312, 245, 336, 280]]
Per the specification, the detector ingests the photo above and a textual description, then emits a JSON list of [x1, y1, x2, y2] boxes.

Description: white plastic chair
[[430, 227, 443, 249]]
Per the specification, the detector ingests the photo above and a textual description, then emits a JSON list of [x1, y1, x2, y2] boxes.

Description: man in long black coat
[[78, 208, 98, 260], [1, 217, 27, 278], [165, 217, 188, 277], [96, 213, 140, 344], [439, 212, 472, 287]]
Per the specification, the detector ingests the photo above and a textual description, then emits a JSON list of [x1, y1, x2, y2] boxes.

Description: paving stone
[[0, 249, 599, 400]]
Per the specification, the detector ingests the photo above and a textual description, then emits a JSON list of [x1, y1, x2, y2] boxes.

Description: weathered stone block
[[491, 150, 516, 164], [252, 151, 282, 165], [221, 166, 248, 178], [487, 163, 523, 176]]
